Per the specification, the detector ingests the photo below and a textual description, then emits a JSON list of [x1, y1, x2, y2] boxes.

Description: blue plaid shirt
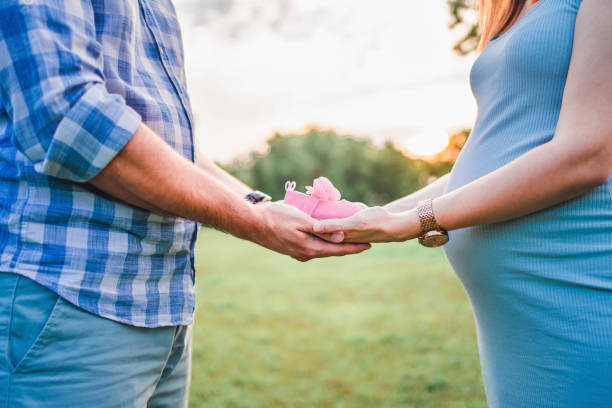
[[0, 0, 198, 327]]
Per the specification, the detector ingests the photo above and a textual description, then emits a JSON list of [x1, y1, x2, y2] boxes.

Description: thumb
[[316, 232, 345, 243], [313, 219, 346, 234]]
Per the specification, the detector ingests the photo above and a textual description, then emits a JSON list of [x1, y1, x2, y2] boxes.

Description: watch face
[[419, 231, 449, 248], [246, 191, 271, 204]]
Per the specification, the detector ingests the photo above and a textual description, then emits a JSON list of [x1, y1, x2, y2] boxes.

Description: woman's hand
[[252, 202, 371, 261], [312, 206, 421, 243]]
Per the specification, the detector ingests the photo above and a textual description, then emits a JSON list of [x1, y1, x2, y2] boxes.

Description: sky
[[173, 0, 478, 162]]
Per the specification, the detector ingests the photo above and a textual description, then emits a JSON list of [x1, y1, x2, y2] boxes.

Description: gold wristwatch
[[416, 199, 449, 247]]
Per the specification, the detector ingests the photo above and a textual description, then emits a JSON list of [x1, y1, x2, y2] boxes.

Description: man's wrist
[[244, 203, 273, 244]]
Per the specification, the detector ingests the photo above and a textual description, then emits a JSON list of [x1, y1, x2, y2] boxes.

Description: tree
[[447, 0, 479, 55], [224, 128, 467, 206]]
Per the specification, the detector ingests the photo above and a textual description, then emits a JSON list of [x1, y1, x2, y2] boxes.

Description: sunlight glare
[[405, 131, 450, 157]]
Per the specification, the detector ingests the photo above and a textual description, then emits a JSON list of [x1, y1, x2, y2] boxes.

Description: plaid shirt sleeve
[[0, 0, 142, 182]]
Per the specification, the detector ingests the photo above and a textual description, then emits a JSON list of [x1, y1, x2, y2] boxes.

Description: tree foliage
[[447, 0, 480, 55], [224, 128, 466, 206]]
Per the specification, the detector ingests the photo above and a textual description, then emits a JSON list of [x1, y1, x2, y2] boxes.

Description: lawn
[[190, 228, 486, 408]]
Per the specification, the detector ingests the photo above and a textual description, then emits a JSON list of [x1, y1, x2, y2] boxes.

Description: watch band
[[417, 199, 449, 247], [417, 198, 439, 234], [245, 190, 272, 204]]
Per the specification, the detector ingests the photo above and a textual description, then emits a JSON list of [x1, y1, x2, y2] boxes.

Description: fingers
[[327, 233, 372, 244], [294, 234, 370, 261], [315, 232, 345, 243], [267, 203, 371, 260], [312, 218, 355, 234]]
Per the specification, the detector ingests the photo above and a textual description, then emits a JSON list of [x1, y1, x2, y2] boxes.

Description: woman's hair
[[478, 0, 537, 50]]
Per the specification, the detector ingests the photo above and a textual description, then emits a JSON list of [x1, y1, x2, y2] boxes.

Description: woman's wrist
[[386, 209, 420, 242]]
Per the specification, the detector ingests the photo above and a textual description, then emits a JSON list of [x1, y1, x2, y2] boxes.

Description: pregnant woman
[[313, 0, 612, 406]]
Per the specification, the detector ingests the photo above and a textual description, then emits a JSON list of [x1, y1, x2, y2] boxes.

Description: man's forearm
[[90, 124, 260, 240], [196, 149, 253, 197], [384, 173, 450, 213], [89, 124, 371, 261]]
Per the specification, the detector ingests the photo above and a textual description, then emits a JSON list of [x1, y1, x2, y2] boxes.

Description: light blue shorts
[[0, 273, 192, 408]]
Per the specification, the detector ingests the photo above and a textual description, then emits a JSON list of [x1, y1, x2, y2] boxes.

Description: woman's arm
[[384, 174, 450, 213], [313, 0, 612, 242], [433, 0, 612, 230]]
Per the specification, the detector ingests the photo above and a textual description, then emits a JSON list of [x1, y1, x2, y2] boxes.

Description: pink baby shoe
[[283, 177, 363, 220]]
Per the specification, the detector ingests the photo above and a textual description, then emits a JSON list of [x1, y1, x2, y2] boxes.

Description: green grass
[[190, 229, 486, 408]]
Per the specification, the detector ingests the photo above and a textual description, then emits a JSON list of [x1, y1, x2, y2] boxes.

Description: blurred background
[[174, 1, 487, 407]]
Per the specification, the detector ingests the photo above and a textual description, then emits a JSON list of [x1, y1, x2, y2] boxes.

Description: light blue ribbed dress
[[443, 0, 612, 406]]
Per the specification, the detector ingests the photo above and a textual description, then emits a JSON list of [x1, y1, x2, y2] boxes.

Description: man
[[0, 1, 369, 406]]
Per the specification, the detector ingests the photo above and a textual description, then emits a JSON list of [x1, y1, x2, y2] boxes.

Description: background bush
[[224, 128, 469, 206]]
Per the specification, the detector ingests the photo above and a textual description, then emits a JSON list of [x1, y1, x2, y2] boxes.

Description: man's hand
[[90, 124, 370, 261], [251, 202, 371, 262]]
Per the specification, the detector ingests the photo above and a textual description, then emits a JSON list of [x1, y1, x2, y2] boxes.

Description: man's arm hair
[[91, 124, 261, 241], [90, 124, 371, 261]]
